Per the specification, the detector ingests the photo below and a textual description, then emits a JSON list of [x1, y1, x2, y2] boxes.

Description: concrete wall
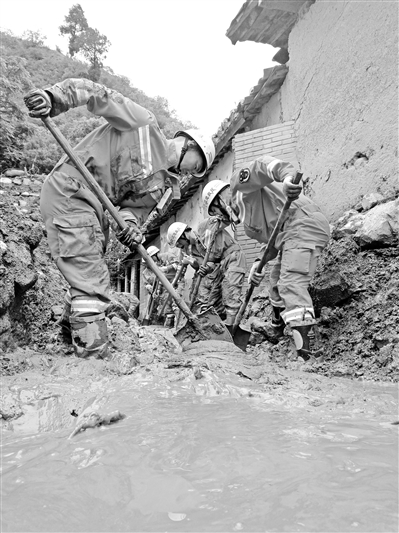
[[263, 0, 398, 220]]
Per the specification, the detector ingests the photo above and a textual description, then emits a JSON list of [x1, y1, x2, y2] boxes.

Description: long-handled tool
[[157, 263, 187, 320], [142, 279, 159, 326], [174, 219, 224, 344], [188, 219, 220, 310], [231, 170, 303, 351], [42, 117, 232, 344]]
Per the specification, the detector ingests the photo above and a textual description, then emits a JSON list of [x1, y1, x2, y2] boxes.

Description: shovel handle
[[41, 116, 203, 330], [189, 219, 220, 309], [157, 263, 187, 318], [231, 171, 303, 336]]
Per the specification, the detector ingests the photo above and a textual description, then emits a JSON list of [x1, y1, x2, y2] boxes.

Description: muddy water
[[1, 372, 398, 533]]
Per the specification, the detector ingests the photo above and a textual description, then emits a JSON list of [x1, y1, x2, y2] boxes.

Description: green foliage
[[0, 55, 34, 170], [0, 29, 195, 174], [59, 4, 110, 82], [59, 4, 88, 57], [21, 30, 47, 47], [76, 27, 111, 81]]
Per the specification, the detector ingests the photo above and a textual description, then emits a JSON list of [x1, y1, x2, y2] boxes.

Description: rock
[[338, 213, 365, 235], [22, 178, 31, 186], [4, 170, 25, 177], [354, 200, 399, 248], [0, 178, 12, 187], [361, 193, 384, 211], [0, 241, 7, 257], [310, 271, 353, 310], [13, 178, 23, 186], [14, 269, 38, 294], [107, 291, 139, 322]]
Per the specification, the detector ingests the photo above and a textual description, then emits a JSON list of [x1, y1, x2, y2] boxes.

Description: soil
[[1, 184, 398, 429]]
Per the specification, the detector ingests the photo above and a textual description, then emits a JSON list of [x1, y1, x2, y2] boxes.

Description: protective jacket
[[231, 155, 330, 325], [193, 217, 247, 325], [231, 155, 330, 250], [45, 78, 180, 221]]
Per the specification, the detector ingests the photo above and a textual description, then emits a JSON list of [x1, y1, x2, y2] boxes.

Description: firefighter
[[141, 245, 179, 326], [166, 215, 246, 330], [204, 157, 330, 361], [24, 79, 215, 358]]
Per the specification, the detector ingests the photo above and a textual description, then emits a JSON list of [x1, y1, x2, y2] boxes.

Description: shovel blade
[[174, 306, 233, 348], [232, 325, 252, 352]]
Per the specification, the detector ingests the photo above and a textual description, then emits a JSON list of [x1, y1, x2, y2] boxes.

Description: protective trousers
[[41, 171, 111, 358], [195, 249, 246, 325]]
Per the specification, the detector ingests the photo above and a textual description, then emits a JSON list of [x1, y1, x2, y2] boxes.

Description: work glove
[[145, 284, 153, 294], [198, 262, 215, 278], [181, 254, 195, 267], [116, 222, 142, 247], [248, 261, 266, 287], [282, 175, 302, 201], [24, 89, 52, 118]]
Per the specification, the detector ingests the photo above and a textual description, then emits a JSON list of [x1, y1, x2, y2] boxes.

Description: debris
[[68, 410, 126, 439]]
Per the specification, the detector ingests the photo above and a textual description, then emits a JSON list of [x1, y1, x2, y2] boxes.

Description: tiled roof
[[226, 0, 315, 48], [144, 64, 288, 242]]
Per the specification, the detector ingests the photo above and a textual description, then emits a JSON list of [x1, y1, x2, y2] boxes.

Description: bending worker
[[142, 245, 179, 327], [166, 214, 246, 331], [24, 78, 215, 358], [202, 157, 330, 361]]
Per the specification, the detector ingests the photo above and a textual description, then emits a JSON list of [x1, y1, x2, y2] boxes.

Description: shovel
[[42, 116, 232, 344], [174, 218, 234, 345], [231, 171, 303, 351], [142, 279, 159, 326]]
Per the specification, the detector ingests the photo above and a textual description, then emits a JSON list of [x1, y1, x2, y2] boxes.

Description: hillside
[[0, 30, 194, 173]]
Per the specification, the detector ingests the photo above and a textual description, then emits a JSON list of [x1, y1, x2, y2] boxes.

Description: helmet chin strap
[[176, 137, 195, 173], [217, 197, 240, 232]]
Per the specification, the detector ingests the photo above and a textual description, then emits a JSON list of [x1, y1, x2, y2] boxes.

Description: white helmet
[[147, 245, 159, 257], [174, 129, 215, 178], [202, 180, 230, 215], [142, 245, 160, 263], [167, 222, 188, 248]]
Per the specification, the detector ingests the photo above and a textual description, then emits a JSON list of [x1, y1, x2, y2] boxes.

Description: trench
[[1, 356, 398, 533]]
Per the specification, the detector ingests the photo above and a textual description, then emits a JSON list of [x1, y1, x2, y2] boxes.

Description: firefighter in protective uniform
[[141, 246, 179, 326], [166, 215, 246, 329], [24, 78, 215, 358], [206, 157, 330, 361]]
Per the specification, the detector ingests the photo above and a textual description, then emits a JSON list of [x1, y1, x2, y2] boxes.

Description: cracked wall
[[260, 0, 398, 220]]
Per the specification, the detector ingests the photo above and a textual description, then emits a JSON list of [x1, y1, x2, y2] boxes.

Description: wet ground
[[1, 333, 398, 533]]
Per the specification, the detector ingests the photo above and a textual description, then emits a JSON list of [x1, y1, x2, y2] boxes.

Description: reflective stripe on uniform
[[235, 191, 245, 223], [71, 297, 109, 316], [282, 306, 315, 324], [138, 125, 153, 177]]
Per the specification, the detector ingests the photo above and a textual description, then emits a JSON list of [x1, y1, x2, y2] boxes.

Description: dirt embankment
[[0, 180, 398, 387]]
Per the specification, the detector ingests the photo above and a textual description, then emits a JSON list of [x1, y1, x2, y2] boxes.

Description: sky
[[1, 0, 278, 136]]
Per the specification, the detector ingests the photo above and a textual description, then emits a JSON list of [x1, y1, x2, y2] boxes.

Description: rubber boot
[[271, 306, 285, 339], [70, 313, 109, 359], [291, 324, 323, 362]]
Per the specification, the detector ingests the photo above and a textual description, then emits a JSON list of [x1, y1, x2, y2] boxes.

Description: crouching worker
[[24, 78, 215, 358], [209, 159, 330, 361], [166, 210, 246, 331]]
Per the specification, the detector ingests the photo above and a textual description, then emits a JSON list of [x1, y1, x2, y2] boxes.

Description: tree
[[76, 28, 111, 82], [22, 30, 47, 47], [0, 55, 34, 170], [59, 4, 88, 57]]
